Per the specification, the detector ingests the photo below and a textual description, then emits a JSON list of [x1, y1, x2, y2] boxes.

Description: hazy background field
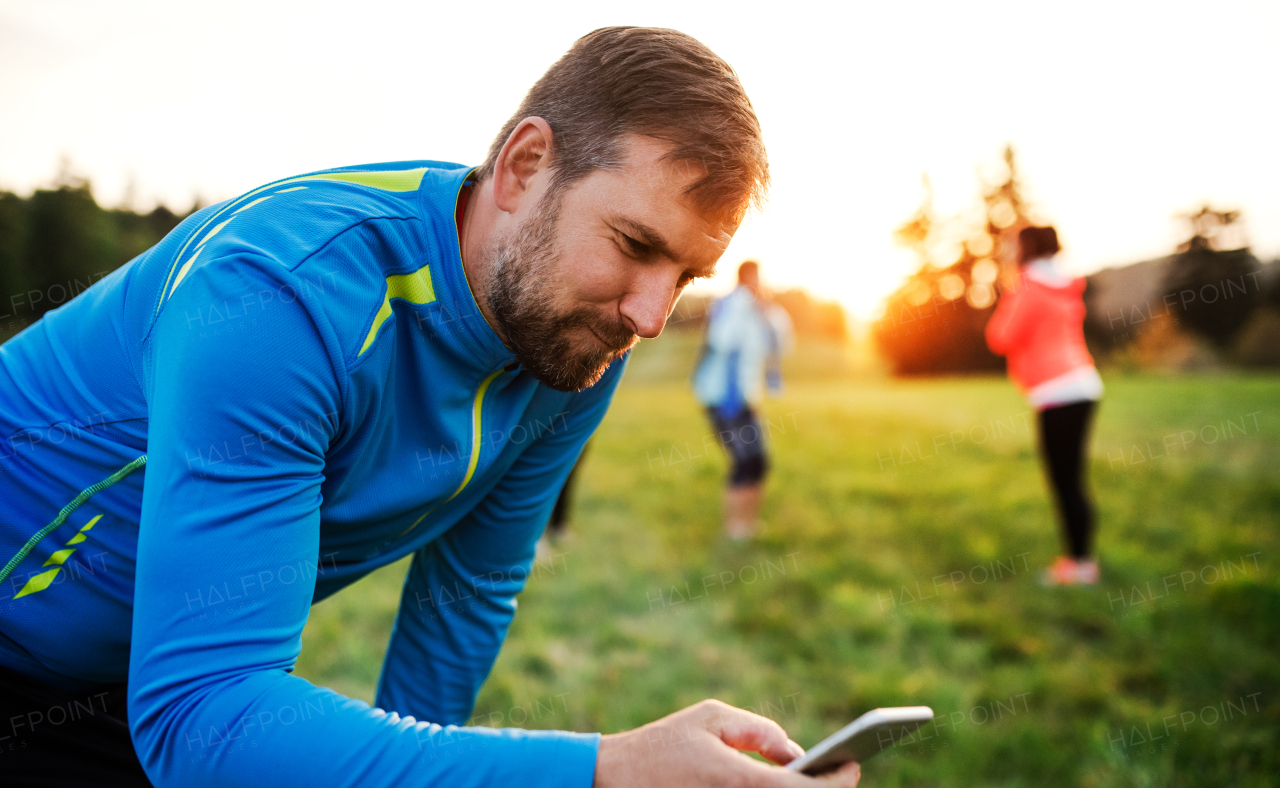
[[295, 333, 1279, 788]]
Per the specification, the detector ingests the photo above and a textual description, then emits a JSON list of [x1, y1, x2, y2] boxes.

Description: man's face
[[488, 135, 738, 392]]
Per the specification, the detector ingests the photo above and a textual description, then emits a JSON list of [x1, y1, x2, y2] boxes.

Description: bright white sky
[[1, 0, 1277, 320]]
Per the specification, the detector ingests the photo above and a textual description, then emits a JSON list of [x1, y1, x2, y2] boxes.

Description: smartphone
[[786, 706, 935, 775]]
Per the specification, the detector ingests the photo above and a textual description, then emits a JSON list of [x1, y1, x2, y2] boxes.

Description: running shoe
[[1039, 556, 1079, 586], [1039, 556, 1101, 586], [1074, 558, 1100, 585]]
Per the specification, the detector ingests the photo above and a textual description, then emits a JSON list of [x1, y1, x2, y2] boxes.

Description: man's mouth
[[585, 323, 633, 353]]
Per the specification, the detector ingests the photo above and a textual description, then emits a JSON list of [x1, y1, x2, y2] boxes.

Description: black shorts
[[0, 663, 152, 786], [707, 406, 769, 486]]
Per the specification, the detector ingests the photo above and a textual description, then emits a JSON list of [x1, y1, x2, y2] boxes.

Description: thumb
[[701, 703, 805, 765]]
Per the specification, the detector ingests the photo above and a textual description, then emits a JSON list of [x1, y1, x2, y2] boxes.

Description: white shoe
[[1075, 558, 1100, 585]]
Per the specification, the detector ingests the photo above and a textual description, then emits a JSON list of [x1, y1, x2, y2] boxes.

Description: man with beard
[[0, 26, 860, 788]]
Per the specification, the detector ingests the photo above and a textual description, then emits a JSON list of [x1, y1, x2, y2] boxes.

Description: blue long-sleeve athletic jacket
[[0, 161, 623, 786]]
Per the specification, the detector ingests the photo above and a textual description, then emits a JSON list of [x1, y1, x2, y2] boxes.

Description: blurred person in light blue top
[[693, 261, 793, 540]]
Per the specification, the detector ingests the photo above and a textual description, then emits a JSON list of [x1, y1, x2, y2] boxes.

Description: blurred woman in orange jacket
[[986, 226, 1103, 585]]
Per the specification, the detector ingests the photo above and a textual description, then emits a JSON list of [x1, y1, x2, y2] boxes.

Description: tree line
[[874, 147, 1280, 374], [0, 177, 190, 338]]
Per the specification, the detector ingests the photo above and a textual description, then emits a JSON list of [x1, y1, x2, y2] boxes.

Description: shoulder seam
[[284, 214, 423, 276], [285, 214, 430, 372]]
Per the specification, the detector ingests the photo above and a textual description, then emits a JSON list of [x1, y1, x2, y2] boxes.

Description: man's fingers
[[743, 755, 861, 788], [700, 701, 802, 764], [811, 761, 860, 787]]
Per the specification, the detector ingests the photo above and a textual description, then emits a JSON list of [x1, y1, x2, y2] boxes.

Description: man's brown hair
[[474, 27, 769, 222], [1017, 226, 1061, 265]]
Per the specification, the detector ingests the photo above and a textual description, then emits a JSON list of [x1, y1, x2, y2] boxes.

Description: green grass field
[[295, 333, 1279, 787]]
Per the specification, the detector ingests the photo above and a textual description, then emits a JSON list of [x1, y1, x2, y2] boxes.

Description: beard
[[486, 189, 637, 392]]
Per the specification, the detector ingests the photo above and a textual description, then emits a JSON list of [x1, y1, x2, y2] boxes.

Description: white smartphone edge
[[785, 706, 935, 773]]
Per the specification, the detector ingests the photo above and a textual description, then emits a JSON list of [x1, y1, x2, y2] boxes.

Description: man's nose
[[618, 277, 677, 339]]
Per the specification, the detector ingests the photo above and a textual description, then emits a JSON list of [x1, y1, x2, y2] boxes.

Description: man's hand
[[593, 699, 861, 788]]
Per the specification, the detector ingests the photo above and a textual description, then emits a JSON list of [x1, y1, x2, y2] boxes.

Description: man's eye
[[621, 235, 650, 258]]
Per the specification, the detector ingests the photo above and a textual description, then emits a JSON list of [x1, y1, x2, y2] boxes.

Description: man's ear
[[493, 117, 554, 215]]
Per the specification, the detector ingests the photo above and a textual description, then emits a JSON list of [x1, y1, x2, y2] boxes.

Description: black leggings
[[1037, 401, 1097, 559]]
